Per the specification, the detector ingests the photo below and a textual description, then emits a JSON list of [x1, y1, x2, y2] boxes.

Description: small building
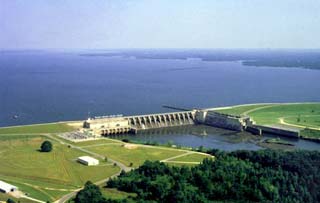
[[83, 117, 132, 135], [0, 180, 18, 193], [77, 156, 99, 166], [83, 117, 129, 129]]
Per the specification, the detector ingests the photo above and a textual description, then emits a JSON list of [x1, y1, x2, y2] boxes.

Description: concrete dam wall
[[195, 111, 253, 131], [127, 111, 195, 130], [83, 109, 251, 136], [82, 108, 303, 140], [251, 125, 300, 138], [84, 111, 196, 136]]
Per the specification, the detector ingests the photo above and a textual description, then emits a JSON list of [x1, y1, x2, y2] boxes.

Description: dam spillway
[[127, 111, 195, 130], [84, 111, 196, 136], [83, 109, 253, 136]]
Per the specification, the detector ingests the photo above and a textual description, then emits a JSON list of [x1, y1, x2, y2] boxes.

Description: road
[[46, 134, 131, 172], [46, 134, 131, 203], [54, 172, 121, 203], [160, 151, 194, 162], [279, 117, 320, 131]]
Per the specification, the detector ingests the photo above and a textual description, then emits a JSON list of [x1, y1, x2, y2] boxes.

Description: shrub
[[40, 140, 53, 152]]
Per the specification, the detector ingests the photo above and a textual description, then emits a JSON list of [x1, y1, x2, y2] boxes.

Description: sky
[[1, 0, 320, 49]]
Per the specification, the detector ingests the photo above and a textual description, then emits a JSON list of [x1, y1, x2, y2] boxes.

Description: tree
[[106, 150, 320, 203], [6, 198, 16, 203], [40, 140, 53, 152], [75, 181, 104, 203]]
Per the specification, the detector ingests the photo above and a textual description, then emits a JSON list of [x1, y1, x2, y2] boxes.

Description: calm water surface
[[1, 50, 319, 150], [111, 125, 320, 151]]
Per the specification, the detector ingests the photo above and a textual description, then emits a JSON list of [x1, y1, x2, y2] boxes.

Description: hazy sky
[[1, 0, 320, 49]]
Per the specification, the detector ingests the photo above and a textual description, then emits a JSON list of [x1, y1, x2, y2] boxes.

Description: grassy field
[[300, 128, 320, 139], [215, 104, 275, 116], [216, 103, 320, 133], [0, 135, 119, 202], [169, 153, 213, 163], [0, 123, 213, 202], [215, 103, 320, 139], [1, 103, 318, 202], [248, 104, 320, 125], [284, 115, 320, 129], [0, 193, 37, 203], [85, 144, 188, 167], [73, 138, 122, 146], [0, 123, 75, 134], [101, 188, 136, 200]]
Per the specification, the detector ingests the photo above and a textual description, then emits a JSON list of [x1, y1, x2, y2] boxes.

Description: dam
[[83, 109, 254, 136]]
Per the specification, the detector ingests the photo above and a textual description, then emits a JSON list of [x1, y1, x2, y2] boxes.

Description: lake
[[1, 50, 320, 150]]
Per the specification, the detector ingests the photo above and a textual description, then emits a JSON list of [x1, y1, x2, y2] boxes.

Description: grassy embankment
[[0, 123, 211, 202], [0, 135, 119, 202], [0, 122, 75, 134], [71, 138, 211, 167], [0, 193, 36, 203], [216, 103, 320, 138]]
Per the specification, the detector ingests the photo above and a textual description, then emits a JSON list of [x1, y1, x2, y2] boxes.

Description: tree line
[[107, 150, 320, 203], [75, 149, 320, 203]]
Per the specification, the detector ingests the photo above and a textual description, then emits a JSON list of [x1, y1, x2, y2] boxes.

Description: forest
[[75, 149, 320, 203]]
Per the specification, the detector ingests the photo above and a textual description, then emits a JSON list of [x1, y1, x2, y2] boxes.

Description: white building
[[0, 180, 18, 193], [83, 117, 132, 135], [77, 156, 99, 166]]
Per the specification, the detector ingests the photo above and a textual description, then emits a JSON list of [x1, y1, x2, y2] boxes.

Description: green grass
[[0, 193, 37, 203], [217, 103, 320, 127], [0, 135, 119, 202], [169, 153, 212, 162], [300, 128, 320, 138], [284, 115, 320, 129], [86, 145, 187, 167], [101, 188, 136, 200], [0, 123, 75, 134], [215, 104, 275, 116], [216, 103, 320, 139], [248, 103, 320, 125], [2, 178, 53, 202], [73, 138, 122, 147], [0, 134, 209, 202]]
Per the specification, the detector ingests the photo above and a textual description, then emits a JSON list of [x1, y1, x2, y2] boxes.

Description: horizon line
[[1, 48, 320, 51]]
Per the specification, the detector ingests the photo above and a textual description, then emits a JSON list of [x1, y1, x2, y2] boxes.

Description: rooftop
[[0, 180, 18, 192], [78, 156, 99, 163]]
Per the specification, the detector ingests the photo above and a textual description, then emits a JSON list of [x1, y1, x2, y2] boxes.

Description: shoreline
[[1, 102, 319, 144], [1, 102, 320, 129]]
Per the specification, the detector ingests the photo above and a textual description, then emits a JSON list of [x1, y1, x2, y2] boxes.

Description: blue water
[[112, 125, 320, 151], [1, 50, 320, 127], [1, 50, 320, 150]]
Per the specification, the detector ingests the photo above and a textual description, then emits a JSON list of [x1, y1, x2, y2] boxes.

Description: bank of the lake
[[0, 102, 320, 151], [2, 51, 320, 127]]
